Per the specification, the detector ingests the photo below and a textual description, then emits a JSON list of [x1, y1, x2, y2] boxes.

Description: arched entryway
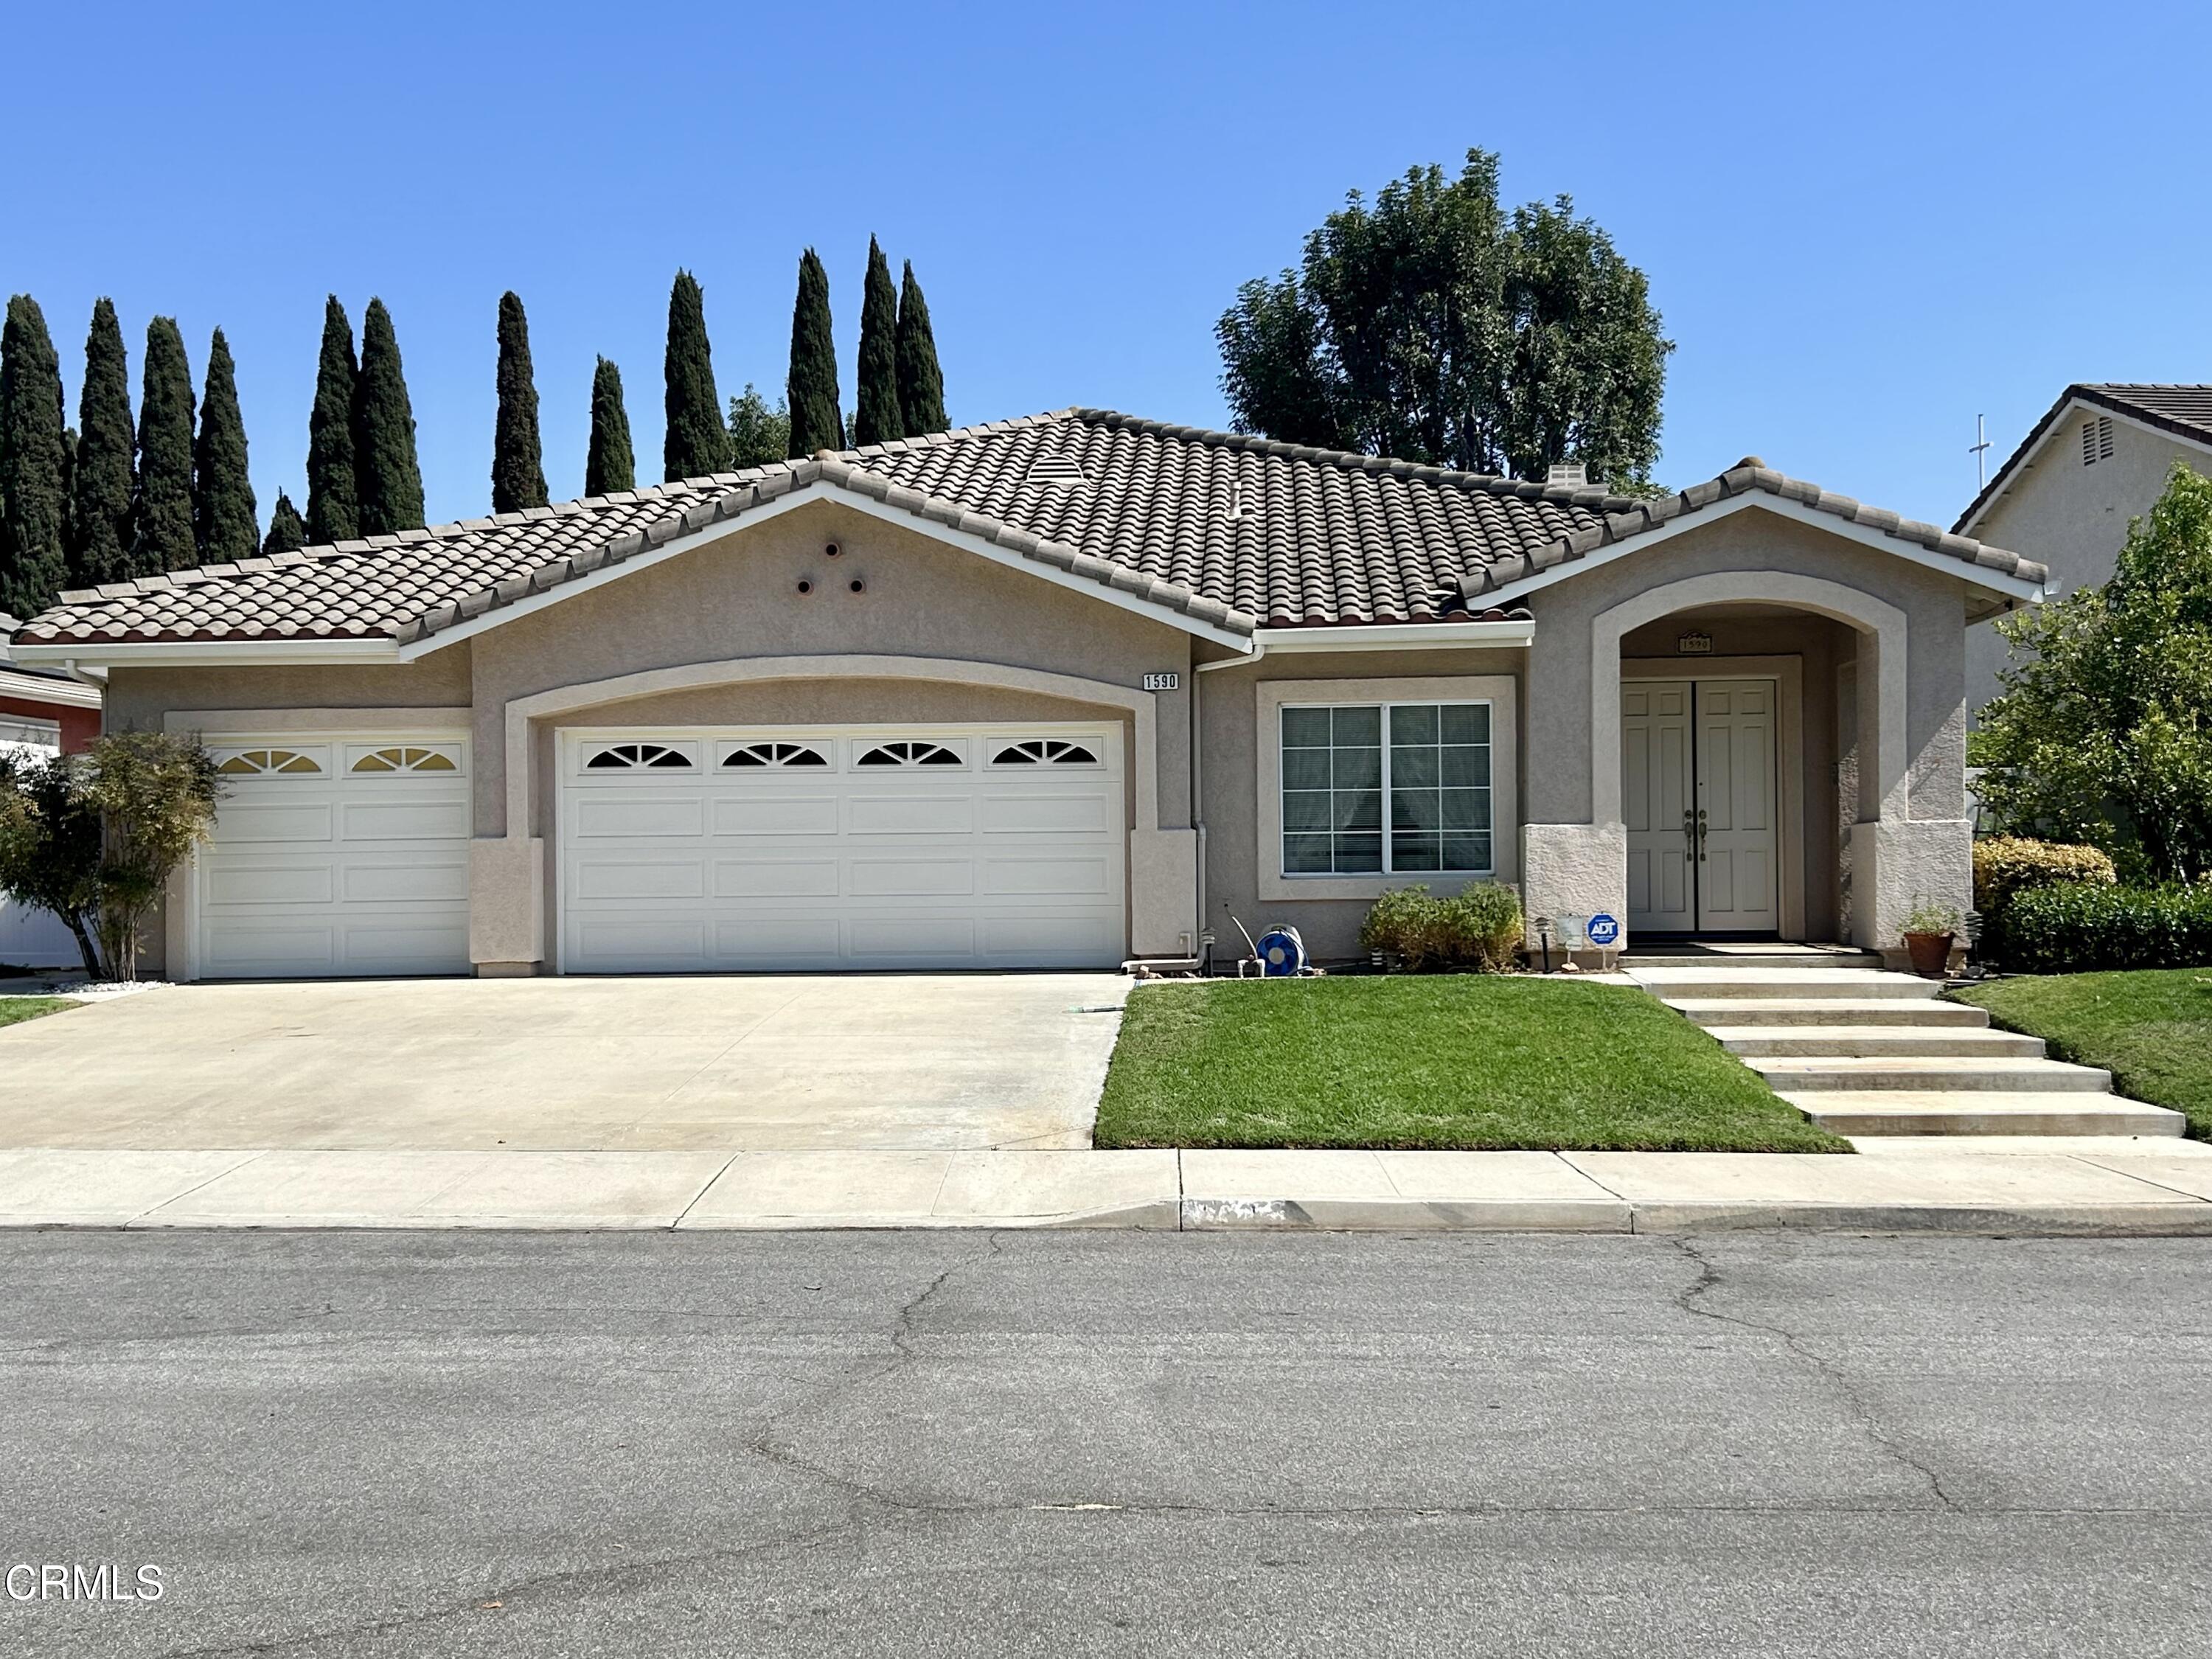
[[1590, 571, 1909, 951]]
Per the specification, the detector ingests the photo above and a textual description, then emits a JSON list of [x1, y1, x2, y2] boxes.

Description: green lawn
[[0, 996, 74, 1032], [1095, 975, 1848, 1152], [1952, 969, 2212, 1139]]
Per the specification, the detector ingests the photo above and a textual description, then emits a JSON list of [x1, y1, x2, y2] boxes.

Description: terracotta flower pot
[[1903, 931, 1954, 980]]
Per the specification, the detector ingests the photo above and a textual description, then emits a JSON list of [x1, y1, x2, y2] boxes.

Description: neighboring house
[[0, 614, 103, 967], [1955, 383, 2212, 717], [5, 409, 2042, 979]]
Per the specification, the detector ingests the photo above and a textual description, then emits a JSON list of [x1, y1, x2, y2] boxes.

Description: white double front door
[[1621, 678, 1778, 935], [557, 723, 1128, 973]]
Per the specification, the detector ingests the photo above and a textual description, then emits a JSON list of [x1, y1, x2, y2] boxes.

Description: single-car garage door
[[195, 734, 471, 978], [560, 723, 1127, 973]]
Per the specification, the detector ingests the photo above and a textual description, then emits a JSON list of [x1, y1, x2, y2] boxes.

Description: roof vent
[[1024, 454, 1090, 489], [1546, 462, 1587, 488], [2081, 415, 2115, 466]]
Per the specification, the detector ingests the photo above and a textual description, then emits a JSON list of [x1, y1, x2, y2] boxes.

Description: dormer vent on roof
[[1023, 454, 1091, 489]]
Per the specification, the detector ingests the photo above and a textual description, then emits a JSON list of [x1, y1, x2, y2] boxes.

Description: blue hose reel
[[1255, 925, 1307, 977]]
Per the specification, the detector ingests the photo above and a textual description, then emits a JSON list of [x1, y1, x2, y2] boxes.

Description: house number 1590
[[1142, 672, 1180, 692]]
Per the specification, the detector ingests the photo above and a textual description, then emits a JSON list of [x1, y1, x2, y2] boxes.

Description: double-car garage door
[[192, 723, 1128, 977], [560, 723, 1127, 973]]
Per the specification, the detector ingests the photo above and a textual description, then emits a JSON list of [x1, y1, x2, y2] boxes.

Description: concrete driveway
[[0, 975, 1131, 1152]]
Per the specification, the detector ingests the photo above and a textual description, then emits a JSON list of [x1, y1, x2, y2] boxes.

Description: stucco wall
[[1196, 647, 1526, 963], [1966, 415, 2206, 717], [0, 692, 98, 752], [103, 651, 476, 730], [470, 500, 1193, 841], [1524, 508, 1970, 827]]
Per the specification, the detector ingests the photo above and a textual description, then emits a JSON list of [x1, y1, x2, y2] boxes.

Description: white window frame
[[1278, 698, 1496, 881], [1254, 674, 1518, 902]]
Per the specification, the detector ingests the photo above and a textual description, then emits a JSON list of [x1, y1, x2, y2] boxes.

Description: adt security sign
[[1586, 913, 1621, 947]]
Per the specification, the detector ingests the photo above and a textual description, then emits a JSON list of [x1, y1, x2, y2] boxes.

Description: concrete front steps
[[1629, 962, 2187, 1139]]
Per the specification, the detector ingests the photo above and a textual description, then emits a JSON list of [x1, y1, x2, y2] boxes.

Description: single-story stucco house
[[5, 409, 2048, 980]]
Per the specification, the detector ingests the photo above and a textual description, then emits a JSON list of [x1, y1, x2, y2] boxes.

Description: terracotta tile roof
[[1956, 383, 2212, 534], [9, 410, 2043, 650]]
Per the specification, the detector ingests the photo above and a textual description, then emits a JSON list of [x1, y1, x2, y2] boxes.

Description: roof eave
[[1462, 489, 2048, 611]]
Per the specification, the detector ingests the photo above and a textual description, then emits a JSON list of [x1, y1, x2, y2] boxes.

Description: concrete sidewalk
[[3, 1138, 2210, 1234]]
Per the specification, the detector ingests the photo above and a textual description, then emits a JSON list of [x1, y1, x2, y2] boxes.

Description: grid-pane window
[[1281, 702, 1492, 877]]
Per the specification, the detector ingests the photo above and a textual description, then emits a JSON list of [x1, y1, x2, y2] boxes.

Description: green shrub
[[1437, 883, 1524, 972], [1973, 836, 2118, 917], [1358, 883, 1523, 972], [1997, 882, 2212, 973]]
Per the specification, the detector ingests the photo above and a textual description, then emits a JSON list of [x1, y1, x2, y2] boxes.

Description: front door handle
[[1695, 807, 1709, 862]]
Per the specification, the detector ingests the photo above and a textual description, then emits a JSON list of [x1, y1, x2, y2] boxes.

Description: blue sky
[[8, 1, 2208, 535]]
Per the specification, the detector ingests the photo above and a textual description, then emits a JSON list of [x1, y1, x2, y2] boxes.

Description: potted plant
[[1899, 899, 1962, 980]]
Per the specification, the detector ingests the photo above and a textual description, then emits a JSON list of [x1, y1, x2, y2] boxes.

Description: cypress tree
[[0, 295, 70, 616], [585, 356, 635, 495], [305, 296, 359, 543], [352, 298, 425, 535], [490, 291, 548, 513], [786, 248, 843, 457], [895, 260, 947, 436], [68, 298, 135, 588], [192, 327, 257, 562], [854, 237, 902, 447], [663, 271, 728, 481], [262, 490, 306, 554], [132, 317, 197, 574]]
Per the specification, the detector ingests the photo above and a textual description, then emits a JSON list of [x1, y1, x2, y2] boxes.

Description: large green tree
[[351, 298, 425, 535], [1214, 149, 1670, 485], [305, 296, 359, 544], [585, 356, 635, 495], [894, 260, 946, 437], [262, 490, 306, 554], [1, 296, 70, 617], [853, 237, 903, 447], [67, 299, 136, 588], [192, 327, 257, 562], [727, 383, 790, 468], [663, 271, 728, 481], [132, 317, 197, 573], [1975, 462, 2212, 883], [786, 248, 842, 456], [491, 291, 548, 513]]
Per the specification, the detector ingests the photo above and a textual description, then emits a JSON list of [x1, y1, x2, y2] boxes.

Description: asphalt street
[[2, 1228, 2208, 1658]]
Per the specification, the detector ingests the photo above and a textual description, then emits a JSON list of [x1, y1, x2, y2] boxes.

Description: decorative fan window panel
[[990, 740, 1102, 767], [585, 742, 697, 771], [350, 745, 460, 773], [855, 741, 964, 768], [215, 748, 324, 776], [723, 742, 830, 768]]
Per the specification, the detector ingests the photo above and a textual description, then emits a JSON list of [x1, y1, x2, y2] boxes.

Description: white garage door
[[560, 724, 1127, 973], [195, 735, 471, 979]]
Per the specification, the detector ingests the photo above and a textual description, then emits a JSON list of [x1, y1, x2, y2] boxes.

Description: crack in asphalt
[[157, 1523, 856, 1658], [740, 1231, 1007, 1511], [1669, 1237, 1963, 1514]]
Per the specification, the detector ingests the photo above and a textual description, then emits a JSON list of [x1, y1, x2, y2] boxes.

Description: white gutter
[[1251, 619, 1534, 652], [0, 664, 103, 707], [1196, 642, 1264, 673], [10, 639, 401, 667]]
